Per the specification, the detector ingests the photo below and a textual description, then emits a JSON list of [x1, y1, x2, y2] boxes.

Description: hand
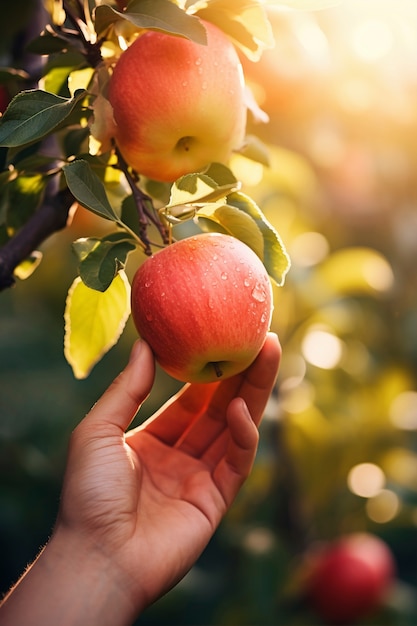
[[0, 333, 281, 626]]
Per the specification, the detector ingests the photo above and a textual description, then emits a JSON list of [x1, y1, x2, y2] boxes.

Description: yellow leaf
[[64, 271, 131, 379]]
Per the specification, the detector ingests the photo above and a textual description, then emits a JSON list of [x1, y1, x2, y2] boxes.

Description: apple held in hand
[[108, 20, 247, 182], [131, 233, 273, 383], [305, 532, 395, 624]]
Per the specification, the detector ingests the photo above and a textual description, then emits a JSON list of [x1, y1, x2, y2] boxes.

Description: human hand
[[0, 333, 280, 626], [59, 332, 280, 613]]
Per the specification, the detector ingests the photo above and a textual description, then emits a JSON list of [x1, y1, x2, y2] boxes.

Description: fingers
[[231, 332, 281, 428], [81, 340, 155, 433], [212, 397, 259, 509], [175, 333, 281, 459]]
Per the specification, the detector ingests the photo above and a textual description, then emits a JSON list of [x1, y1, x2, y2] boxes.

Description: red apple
[[108, 20, 247, 182], [130, 233, 273, 383], [305, 533, 395, 624]]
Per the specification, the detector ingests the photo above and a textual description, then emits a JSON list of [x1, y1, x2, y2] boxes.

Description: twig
[[115, 148, 170, 253], [0, 183, 75, 291]]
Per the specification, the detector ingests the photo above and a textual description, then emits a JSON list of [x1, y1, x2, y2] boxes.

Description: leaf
[[0, 89, 86, 147], [193, 0, 274, 60], [63, 159, 119, 221], [238, 135, 270, 166], [64, 271, 131, 379], [26, 27, 77, 55], [95, 0, 207, 44], [226, 192, 291, 286], [197, 203, 265, 259], [73, 232, 137, 291], [7, 174, 47, 232], [168, 167, 239, 208]]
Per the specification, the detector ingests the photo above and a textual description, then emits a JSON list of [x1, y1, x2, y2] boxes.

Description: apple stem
[[211, 362, 223, 378], [115, 147, 170, 254]]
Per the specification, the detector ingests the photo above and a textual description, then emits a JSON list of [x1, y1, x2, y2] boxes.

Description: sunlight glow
[[347, 462, 385, 498], [389, 391, 417, 430], [302, 328, 343, 369], [366, 489, 400, 523], [352, 19, 393, 63]]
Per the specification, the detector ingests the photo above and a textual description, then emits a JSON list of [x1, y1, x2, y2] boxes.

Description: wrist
[[0, 524, 141, 626], [48, 524, 141, 624]]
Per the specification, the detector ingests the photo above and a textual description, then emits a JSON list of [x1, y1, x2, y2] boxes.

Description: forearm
[[0, 527, 139, 626]]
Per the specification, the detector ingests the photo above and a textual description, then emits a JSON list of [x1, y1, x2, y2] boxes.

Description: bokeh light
[[301, 327, 343, 369], [347, 462, 386, 499]]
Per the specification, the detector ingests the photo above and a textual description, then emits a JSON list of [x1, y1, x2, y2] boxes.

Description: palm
[[60, 335, 280, 611]]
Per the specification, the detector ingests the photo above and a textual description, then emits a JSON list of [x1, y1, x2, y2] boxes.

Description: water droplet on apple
[[251, 282, 267, 302], [260, 313, 267, 323], [221, 272, 228, 280], [244, 278, 251, 287], [212, 254, 218, 261], [182, 81, 188, 87], [195, 58, 202, 65]]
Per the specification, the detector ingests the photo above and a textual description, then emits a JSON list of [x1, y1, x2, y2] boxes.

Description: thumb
[[83, 340, 155, 432]]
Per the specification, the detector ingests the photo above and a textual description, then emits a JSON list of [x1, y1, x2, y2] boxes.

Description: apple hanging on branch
[[131, 232, 273, 383], [0, 0, 290, 379], [106, 19, 247, 183]]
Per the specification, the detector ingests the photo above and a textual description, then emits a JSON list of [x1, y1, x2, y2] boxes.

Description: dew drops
[[244, 278, 251, 287], [251, 282, 267, 303], [212, 254, 218, 261], [195, 58, 202, 65], [221, 272, 228, 280], [182, 81, 188, 87]]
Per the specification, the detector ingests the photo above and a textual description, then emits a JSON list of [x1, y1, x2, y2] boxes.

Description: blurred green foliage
[[1, 1, 417, 625]]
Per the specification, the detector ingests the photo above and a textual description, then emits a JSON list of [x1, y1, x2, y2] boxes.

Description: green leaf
[[0, 89, 87, 147], [64, 271, 131, 379], [169, 168, 239, 207], [95, 0, 207, 44], [226, 192, 291, 286], [63, 159, 119, 221], [26, 28, 76, 55], [7, 174, 47, 232], [194, 0, 274, 60], [73, 232, 136, 292], [197, 203, 265, 259]]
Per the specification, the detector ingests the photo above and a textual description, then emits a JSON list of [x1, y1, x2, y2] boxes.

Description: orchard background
[[1, 0, 417, 625]]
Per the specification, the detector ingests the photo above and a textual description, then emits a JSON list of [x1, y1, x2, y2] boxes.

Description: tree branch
[[0, 184, 75, 291]]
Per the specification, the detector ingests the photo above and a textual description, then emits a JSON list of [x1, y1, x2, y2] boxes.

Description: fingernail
[[129, 339, 143, 363]]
